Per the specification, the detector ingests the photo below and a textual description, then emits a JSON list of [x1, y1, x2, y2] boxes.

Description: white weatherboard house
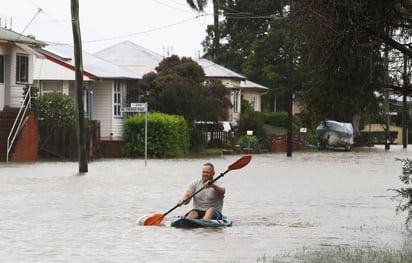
[[34, 44, 141, 140], [0, 27, 46, 110], [32, 40, 268, 144], [0, 27, 46, 161], [94, 40, 268, 125]]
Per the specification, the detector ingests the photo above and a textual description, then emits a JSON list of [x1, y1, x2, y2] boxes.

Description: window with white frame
[[113, 82, 125, 118], [251, 95, 258, 111], [232, 90, 240, 113], [16, 53, 29, 84], [41, 80, 62, 94], [0, 56, 4, 83]]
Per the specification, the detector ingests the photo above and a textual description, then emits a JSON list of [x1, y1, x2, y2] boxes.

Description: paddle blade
[[228, 155, 252, 171], [144, 214, 164, 226]]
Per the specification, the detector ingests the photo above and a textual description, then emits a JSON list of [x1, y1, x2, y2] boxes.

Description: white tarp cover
[[316, 120, 353, 136]]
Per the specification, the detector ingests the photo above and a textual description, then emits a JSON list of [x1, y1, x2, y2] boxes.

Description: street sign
[[130, 103, 147, 112], [124, 102, 148, 166], [122, 103, 147, 113]]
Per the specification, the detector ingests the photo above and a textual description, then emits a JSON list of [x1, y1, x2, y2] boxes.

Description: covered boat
[[171, 216, 232, 228], [316, 120, 354, 151]]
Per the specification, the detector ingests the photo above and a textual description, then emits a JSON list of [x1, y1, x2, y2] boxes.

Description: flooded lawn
[[0, 145, 411, 262]]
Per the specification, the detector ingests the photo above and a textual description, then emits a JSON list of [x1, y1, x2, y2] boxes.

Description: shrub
[[33, 92, 76, 128], [123, 112, 190, 158], [390, 158, 412, 227]]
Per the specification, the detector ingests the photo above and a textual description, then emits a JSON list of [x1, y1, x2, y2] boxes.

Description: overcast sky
[[2, 0, 214, 57]]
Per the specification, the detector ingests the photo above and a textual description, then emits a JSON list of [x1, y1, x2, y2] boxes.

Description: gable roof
[[94, 41, 247, 80], [0, 27, 46, 46], [95, 40, 163, 66], [195, 58, 246, 80], [94, 40, 163, 75], [37, 44, 141, 80]]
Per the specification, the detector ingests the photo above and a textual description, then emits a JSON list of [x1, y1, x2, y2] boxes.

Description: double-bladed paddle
[[143, 155, 252, 226]]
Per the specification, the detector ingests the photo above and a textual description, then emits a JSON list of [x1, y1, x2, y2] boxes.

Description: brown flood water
[[0, 145, 411, 262]]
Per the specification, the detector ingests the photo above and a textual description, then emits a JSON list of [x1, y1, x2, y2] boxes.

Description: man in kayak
[[178, 162, 225, 220]]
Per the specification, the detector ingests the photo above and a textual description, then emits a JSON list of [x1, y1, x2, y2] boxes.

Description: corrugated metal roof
[[94, 40, 163, 69], [240, 80, 269, 90], [0, 27, 46, 46], [93, 41, 246, 80], [41, 44, 141, 79], [195, 58, 246, 79]]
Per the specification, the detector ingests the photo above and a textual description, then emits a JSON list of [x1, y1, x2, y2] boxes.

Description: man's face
[[201, 165, 215, 183]]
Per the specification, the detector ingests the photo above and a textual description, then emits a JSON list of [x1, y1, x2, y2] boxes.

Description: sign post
[[126, 103, 148, 166]]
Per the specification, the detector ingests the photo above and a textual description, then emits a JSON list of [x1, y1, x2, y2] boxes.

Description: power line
[[81, 14, 211, 45]]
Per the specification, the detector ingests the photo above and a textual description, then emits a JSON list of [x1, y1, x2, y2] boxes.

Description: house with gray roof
[[94, 40, 163, 76], [194, 58, 246, 124], [34, 44, 141, 140], [94, 41, 268, 125]]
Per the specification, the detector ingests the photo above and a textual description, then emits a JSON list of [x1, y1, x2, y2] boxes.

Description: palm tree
[[186, 0, 219, 58], [186, 0, 208, 11]]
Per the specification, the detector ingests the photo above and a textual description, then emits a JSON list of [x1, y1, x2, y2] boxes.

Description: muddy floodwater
[[1, 145, 411, 262]]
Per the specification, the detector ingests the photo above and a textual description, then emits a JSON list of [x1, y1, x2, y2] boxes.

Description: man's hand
[[204, 180, 212, 188], [178, 197, 190, 206]]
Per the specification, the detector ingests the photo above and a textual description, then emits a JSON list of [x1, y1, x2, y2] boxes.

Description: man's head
[[202, 162, 215, 183]]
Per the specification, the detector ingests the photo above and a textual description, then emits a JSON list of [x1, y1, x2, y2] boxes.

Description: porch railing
[[7, 86, 32, 162]]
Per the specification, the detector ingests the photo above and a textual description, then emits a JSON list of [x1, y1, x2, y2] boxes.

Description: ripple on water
[[0, 147, 410, 262]]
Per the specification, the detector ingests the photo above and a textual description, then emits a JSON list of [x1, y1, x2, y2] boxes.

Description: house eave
[[37, 49, 96, 79]]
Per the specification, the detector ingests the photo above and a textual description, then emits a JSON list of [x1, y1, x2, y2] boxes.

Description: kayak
[[171, 216, 232, 228]]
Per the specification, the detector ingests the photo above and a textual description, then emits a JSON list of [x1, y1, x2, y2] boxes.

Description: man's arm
[[207, 182, 225, 196], [178, 190, 193, 205]]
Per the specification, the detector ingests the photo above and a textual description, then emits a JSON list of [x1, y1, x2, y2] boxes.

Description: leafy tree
[[292, 0, 412, 134], [199, 0, 411, 137], [135, 55, 230, 125], [202, 1, 291, 111], [33, 92, 76, 128]]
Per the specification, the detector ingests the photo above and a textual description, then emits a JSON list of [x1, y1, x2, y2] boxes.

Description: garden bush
[[33, 92, 76, 128], [123, 112, 190, 158]]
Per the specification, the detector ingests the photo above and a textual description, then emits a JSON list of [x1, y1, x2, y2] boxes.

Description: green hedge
[[360, 131, 398, 144], [123, 112, 190, 158]]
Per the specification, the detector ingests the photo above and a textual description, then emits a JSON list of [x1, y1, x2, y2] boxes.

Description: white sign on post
[[130, 103, 147, 112], [124, 102, 148, 166], [123, 103, 147, 113]]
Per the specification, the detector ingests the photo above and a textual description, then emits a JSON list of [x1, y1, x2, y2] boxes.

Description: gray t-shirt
[[188, 179, 224, 212]]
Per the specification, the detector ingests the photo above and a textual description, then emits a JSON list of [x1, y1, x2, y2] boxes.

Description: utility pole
[[402, 54, 409, 148], [286, 1, 295, 157], [71, 0, 88, 173], [212, 0, 219, 60], [383, 33, 390, 151]]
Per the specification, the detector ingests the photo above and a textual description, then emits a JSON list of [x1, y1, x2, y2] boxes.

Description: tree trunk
[[71, 0, 88, 173], [402, 54, 409, 148]]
